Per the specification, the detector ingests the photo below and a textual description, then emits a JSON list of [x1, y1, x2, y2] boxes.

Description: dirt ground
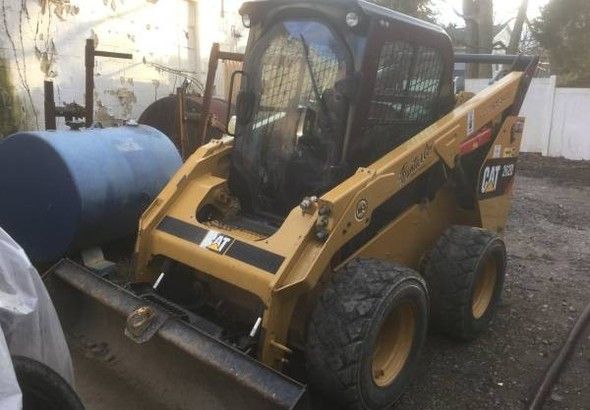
[[73, 153, 589, 410], [399, 153, 590, 409]]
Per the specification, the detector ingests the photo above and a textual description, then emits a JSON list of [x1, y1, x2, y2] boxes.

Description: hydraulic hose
[[528, 301, 590, 409]]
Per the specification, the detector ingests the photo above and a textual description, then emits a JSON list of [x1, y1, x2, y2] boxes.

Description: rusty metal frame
[[44, 39, 132, 130], [176, 86, 189, 159], [85, 39, 133, 127], [44, 80, 57, 130], [196, 43, 244, 147]]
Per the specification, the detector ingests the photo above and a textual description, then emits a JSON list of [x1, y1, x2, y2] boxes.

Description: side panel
[[357, 186, 458, 269], [476, 116, 523, 232], [358, 115, 524, 267]]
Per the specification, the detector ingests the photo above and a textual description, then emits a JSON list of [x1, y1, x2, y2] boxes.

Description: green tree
[[369, 0, 436, 22], [532, 0, 590, 87]]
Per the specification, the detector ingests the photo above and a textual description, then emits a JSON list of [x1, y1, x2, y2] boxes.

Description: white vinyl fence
[[466, 76, 590, 160]]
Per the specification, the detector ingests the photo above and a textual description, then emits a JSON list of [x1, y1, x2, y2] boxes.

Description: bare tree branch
[[508, 0, 529, 54]]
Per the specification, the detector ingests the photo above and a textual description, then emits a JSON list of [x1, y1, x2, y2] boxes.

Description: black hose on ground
[[12, 355, 85, 410], [528, 301, 590, 410]]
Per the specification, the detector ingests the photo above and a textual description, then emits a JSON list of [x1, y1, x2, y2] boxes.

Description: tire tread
[[306, 258, 426, 409], [423, 226, 505, 340]]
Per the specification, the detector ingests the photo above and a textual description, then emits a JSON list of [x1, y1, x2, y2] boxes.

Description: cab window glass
[[359, 41, 443, 164], [232, 19, 350, 216]]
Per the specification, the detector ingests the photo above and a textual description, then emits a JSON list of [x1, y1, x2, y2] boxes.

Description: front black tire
[[423, 226, 507, 340], [12, 356, 84, 410], [306, 258, 429, 410]]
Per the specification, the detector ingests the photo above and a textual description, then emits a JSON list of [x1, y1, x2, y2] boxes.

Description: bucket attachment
[[44, 260, 308, 410]]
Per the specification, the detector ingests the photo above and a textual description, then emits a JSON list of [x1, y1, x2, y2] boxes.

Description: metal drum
[[0, 124, 182, 263]]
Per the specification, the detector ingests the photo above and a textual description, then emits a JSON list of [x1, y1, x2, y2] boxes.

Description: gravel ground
[[73, 153, 589, 410], [399, 153, 590, 409]]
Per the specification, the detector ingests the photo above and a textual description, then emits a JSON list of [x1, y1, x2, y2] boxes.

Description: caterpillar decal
[[200, 231, 235, 254], [479, 157, 518, 200]]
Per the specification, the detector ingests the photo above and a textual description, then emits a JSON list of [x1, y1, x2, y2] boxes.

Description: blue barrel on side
[[0, 125, 182, 263]]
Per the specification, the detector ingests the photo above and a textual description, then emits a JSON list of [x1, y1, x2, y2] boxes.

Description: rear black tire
[[306, 258, 429, 410], [423, 226, 507, 340]]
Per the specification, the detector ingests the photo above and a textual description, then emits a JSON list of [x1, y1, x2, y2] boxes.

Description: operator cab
[[229, 0, 455, 225]]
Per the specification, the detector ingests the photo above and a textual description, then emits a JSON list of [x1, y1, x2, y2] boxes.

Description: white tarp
[[0, 227, 73, 410]]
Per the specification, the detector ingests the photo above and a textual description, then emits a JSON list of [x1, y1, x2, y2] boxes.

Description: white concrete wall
[[0, 0, 246, 131], [466, 77, 590, 160]]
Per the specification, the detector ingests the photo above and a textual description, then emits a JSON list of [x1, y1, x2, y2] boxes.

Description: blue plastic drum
[[0, 125, 182, 263]]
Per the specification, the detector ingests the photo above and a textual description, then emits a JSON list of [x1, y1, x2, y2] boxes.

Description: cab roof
[[240, 0, 447, 37]]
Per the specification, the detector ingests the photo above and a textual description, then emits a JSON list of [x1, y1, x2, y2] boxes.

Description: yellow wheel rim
[[472, 258, 498, 319], [372, 303, 415, 387]]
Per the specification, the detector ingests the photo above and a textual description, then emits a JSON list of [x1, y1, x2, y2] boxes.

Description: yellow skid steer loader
[[45, 0, 538, 408]]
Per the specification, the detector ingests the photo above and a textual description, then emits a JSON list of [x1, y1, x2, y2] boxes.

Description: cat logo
[[478, 158, 518, 199], [481, 165, 502, 194], [200, 231, 234, 254]]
